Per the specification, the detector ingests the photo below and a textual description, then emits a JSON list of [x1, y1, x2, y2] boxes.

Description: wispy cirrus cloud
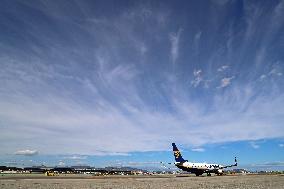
[[191, 69, 203, 87], [259, 74, 267, 81], [0, 0, 283, 159], [217, 65, 229, 72], [269, 68, 283, 77], [169, 28, 183, 64], [217, 76, 235, 88], [259, 65, 283, 81]]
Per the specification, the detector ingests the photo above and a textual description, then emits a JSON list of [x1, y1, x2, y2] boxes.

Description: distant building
[[23, 167, 45, 173], [51, 167, 75, 174], [0, 166, 23, 173]]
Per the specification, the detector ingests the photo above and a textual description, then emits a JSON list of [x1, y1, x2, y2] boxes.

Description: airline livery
[[172, 143, 237, 176]]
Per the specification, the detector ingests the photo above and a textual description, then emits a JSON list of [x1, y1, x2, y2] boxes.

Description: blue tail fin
[[172, 143, 186, 162]]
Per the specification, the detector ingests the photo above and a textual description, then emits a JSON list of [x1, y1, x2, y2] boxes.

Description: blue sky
[[0, 0, 284, 170]]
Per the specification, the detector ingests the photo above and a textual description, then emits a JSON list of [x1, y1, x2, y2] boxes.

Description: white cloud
[[0, 1, 283, 156], [191, 148, 205, 152], [193, 70, 202, 76], [217, 65, 229, 72], [243, 1, 263, 40], [250, 161, 284, 167], [193, 31, 202, 55], [217, 76, 235, 88], [255, 46, 266, 66], [191, 69, 203, 87], [58, 161, 65, 166], [127, 161, 161, 166], [4, 162, 18, 166], [15, 150, 39, 156], [64, 155, 88, 160], [1, 80, 283, 154], [139, 43, 147, 55], [250, 142, 260, 149], [279, 144, 284, 148], [269, 68, 282, 77], [269, 68, 278, 75], [260, 67, 282, 81], [93, 152, 130, 156], [169, 28, 183, 64], [194, 31, 202, 41], [260, 74, 267, 80], [105, 65, 139, 84], [258, 68, 283, 81]]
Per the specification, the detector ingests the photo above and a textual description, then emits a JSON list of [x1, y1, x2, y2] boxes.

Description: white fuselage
[[178, 161, 223, 170], [175, 161, 224, 175]]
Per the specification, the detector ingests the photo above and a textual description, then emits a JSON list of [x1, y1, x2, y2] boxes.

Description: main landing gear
[[195, 172, 203, 176]]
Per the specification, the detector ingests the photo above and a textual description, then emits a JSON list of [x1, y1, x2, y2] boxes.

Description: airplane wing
[[222, 157, 238, 169]]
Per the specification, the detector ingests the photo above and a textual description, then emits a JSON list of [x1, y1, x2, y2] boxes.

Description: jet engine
[[217, 169, 223, 174]]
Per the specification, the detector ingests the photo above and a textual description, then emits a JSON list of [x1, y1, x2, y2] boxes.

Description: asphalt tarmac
[[0, 174, 283, 189]]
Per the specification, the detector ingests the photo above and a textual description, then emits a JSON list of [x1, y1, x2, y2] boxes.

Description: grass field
[[1, 174, 284, 189]]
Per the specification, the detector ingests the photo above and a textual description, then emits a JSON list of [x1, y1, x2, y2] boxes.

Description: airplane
[[170, 143, 237, 176]]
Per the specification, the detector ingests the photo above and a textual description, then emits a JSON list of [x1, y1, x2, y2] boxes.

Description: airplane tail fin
[[172, 143, 186, 163]]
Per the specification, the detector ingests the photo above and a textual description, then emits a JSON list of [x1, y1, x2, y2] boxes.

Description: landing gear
[[195, 172, 203, 176], [207, 173, 211, 176]]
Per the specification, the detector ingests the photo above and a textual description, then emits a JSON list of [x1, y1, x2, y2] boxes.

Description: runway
[[1, 174, 284, 189]]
